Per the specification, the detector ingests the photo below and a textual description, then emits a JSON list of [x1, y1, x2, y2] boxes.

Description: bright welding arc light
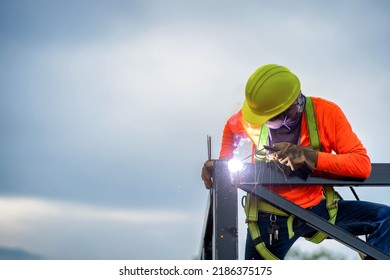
[[228, 159, 244, 173]]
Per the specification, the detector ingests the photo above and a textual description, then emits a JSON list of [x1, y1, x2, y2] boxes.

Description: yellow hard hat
[[242, 64, 301, 126]]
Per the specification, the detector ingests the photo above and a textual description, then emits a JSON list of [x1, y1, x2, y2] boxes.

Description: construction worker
[[201, 64, 390, 259]]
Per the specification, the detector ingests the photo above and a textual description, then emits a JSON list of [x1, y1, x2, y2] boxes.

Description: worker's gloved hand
[[201, 160, 215, 189], [268, 142, 318, 172]]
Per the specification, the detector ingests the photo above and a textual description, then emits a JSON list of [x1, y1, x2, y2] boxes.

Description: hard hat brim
[[242, 100, 269, 126]]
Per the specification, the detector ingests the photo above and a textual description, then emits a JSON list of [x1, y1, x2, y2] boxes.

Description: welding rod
[[207, 135, 212, 160]]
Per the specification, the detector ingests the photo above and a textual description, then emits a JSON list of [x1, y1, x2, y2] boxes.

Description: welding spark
[[228, 159, 244, 173]]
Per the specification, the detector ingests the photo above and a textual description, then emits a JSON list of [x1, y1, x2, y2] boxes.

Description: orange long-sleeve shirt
[[219, 97, 371, 208]]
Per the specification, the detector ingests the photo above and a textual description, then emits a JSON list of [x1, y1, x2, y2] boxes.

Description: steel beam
[[235, 161, 390, 260], [237, 162, 390, 186], [238, 184, 390, 260], [199, 161, 390, 259], [211, 161, 238, 260], [199, 191, 213, 260]]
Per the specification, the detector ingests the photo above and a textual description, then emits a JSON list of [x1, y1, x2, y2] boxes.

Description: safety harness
[[244, 96, 340, 260]]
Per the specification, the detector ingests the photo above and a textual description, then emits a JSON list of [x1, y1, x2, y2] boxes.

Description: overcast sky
[[1, 0, 390, 260]]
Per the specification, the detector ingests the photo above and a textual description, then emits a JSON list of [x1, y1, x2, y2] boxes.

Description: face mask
[[266, 113, 293, 129], [266, 93, 305, 130]]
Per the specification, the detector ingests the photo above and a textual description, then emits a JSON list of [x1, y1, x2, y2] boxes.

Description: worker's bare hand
[[201, 160, 215, 189]]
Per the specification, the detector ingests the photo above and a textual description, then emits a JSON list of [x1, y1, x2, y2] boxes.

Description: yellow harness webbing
[[303, 97, 339, 244], [254, 125, 268, 161]]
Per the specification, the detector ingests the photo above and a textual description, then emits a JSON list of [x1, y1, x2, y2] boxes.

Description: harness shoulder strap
[[304, 96, 338, 243], [254, 125, 268, 161], [304, 96, 321, 151]]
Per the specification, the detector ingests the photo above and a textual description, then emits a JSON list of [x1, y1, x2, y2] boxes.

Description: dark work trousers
[[245, 199, 390, 259]]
